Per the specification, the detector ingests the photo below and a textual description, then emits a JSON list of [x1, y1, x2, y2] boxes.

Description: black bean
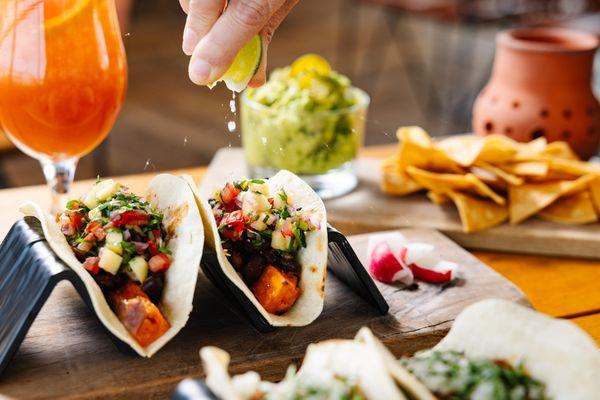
[[229, 250, 244, 272], [243, 255, 266, 284], [279, 253, 301, 275], [142, 274, 164, 303]]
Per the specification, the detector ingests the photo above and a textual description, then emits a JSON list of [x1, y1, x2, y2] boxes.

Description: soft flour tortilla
[[183, 170, 327, 327], [200, 332, 408, 400], [20, 174, 205, 357], [434, 299, 600, 400]]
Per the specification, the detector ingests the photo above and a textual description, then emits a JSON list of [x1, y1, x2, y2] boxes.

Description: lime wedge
[[210, 35, 262, 92], [45, 0, 92, 30]]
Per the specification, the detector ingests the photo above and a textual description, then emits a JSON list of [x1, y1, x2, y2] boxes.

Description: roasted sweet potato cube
[[251, 265, 301, 314], [111, 281, 170, 347]]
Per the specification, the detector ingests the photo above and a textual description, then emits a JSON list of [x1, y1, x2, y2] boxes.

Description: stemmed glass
[[0, 0, 127, 213]]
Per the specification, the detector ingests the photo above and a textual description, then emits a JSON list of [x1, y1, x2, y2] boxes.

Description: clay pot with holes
[[472, 27, 600, 159]]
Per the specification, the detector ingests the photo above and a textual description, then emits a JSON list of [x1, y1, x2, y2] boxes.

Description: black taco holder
[[0, 218, 387, 376]]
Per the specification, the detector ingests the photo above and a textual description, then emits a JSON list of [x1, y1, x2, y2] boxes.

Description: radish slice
[[400, 244, 458, 284], [369, 241, 413, 285]]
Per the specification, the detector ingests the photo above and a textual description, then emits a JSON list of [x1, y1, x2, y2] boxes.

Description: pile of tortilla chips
[[382, 126, 600, 233]]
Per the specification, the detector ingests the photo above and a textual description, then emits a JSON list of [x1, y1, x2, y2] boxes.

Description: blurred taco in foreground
[[185, 170, 327, 327], [20, 174, 205, 357], [193, 299, 599, 399]]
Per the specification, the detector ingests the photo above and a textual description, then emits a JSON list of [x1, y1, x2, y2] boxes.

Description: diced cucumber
[[88, 206, 102, 221], [242, 192, 271, 214], [98, 248, 123, 275], [271, 230, 291, 251], [128, 256, 148, 283], [94, 179, 121, 201], [82, 191, 98, 209], [248, 181, 269, 196], [105, 230, 123, 255]]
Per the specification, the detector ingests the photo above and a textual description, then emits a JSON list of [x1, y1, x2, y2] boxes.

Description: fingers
[[182, 0, 226, 56], [179, 0, 189, 14], [248, 0, 299, 87], [188, 0, 286, 85]]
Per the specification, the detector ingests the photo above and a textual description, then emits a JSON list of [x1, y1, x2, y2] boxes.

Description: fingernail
[[182, 28, 198, 55], [189, 59, 212, 85]]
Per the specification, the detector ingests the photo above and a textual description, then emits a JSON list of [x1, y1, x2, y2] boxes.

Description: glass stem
[[41, 158, 78, 215]]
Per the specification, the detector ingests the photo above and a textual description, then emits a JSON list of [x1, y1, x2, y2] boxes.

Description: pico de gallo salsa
[[209, 179, 319, 314], [58, 179, 172, 346]]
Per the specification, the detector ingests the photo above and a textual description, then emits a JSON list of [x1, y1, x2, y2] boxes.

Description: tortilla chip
[[546, 158, 600, 176], [381, 157, 422, 195], [513, 137, 548, 161], [436, 136, 485, 166], [473, 161, 523, 186], [407, 166, 505, 205], [588, 177, 600, 214], [436, 134, 516, 167], [541, 141, 579, 160], [499, 161, 549, 177], [448, 191, 508, 233], [508, 175, 595, 224], [477, 135, 518, 164], [427, 190, 451, 205], [538, 191, 597, 224], [397, 127, 462, 173]]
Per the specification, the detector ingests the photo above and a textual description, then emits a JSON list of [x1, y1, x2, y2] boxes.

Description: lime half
[[210, 34, 262, 92]]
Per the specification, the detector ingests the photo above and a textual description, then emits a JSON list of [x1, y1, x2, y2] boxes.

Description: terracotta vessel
[[472, 27, 600, 159]]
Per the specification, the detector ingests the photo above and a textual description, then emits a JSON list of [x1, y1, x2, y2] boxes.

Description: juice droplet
[[226, 90, 237, 133], [143, 158, 155, 171]]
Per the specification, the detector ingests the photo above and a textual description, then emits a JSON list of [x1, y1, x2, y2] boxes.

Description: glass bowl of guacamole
[[241, 54, 370, 199]]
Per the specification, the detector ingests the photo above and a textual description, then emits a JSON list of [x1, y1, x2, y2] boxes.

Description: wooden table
[[0, 145, 598, 346]]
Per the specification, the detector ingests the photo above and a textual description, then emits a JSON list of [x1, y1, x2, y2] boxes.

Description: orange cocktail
[[0, 0, 127, 159], [0, 0, 127, 211]]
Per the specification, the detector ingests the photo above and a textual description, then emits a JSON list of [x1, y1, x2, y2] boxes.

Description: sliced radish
[[369, 241, 413, 285], [400, 244, 458, 284]]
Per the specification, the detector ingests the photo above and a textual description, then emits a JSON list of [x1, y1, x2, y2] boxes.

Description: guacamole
[[241, 55, 368, 175]]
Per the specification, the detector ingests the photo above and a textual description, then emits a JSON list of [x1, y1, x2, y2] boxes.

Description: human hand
[[179, 0, 300, 87]]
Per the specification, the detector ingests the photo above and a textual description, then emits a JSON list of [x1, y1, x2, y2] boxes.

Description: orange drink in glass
[[0, 0, 127, 212]]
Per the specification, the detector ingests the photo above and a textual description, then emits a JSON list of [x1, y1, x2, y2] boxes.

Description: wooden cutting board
[[200, 148, 600, 259], [0, 229, 526, 399]]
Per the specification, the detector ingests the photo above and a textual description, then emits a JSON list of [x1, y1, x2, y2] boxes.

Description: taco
[[185, 170, 327, 327], [195, 299, 599, 399], [20, 174, 205, 357]]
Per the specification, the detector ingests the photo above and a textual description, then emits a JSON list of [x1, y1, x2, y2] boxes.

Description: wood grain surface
[[0, 229, 525, 399], [203, 148, 600, 259]]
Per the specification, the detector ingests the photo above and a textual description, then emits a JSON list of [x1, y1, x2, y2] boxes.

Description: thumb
[[188, 0, 285, 85]]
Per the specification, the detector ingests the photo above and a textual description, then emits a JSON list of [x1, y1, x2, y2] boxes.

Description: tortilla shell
[[434, 299, 600, 400], [19, 174, 205, 357], [184, 170, 328, 327]]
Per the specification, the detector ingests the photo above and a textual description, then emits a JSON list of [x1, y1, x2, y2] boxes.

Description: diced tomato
[[281, 219, 294, 237], [84, 220, 102, 234], [69, 212, 85, 231], [112, 210, 150, 227], [221, 182, 240, 207], [82, 257, 100, 274], [84, 220, 106, 240], [268, 197, 274, 207], [146, 229, 161, 256], [148, 253, 171, 273], [218, 210, 246, 240]]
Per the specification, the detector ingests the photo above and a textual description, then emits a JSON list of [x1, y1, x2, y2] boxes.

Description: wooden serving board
[[202, 148, 600, 259], [0, 228, 526, 399]]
